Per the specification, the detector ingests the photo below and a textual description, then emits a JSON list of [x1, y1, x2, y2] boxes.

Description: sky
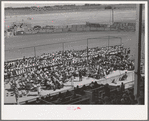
[[4, 2, 86, 8]]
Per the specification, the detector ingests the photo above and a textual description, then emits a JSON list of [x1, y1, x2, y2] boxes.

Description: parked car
[[43, 25, 54, 29], [33, 25, 42, 30]]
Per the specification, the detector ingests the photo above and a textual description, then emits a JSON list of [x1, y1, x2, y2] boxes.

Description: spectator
[[137, 97, 144, 105], [79, 69, 82, 82], [104, 84, 110, 97], [37, 82, 41, 96], [13, 83, 19, 104], [120, 82, 125, 92]]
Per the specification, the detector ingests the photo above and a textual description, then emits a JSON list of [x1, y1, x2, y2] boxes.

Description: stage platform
[[65, 70, 134, 88], [4, 70, 134, 104]]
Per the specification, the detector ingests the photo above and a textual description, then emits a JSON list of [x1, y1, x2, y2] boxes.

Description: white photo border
[[1, 1, 148, 120]]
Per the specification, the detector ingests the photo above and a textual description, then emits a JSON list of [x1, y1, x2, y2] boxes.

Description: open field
[[4, 9, 145, 29], [5, 31, 145, 63]]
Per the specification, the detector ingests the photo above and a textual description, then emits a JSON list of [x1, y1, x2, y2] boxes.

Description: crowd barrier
[[18, 93, 90, 105]]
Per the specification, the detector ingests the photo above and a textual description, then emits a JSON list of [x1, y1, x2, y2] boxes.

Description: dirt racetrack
[[5, 31, 145, 62]]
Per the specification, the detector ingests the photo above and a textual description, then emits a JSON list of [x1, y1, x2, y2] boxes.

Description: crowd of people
[[98, 78, 144, 105], [97, 83, 138, 104], [4, 44, 134, 98], [23, 77, 144, 105]]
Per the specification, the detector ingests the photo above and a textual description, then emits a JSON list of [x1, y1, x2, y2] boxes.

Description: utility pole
[[134, 4, 142, 100], [34, 47, 36, 57], [87, 39, 89, 65], [112, 7, 114, 24], [62, 42, 65, 65]]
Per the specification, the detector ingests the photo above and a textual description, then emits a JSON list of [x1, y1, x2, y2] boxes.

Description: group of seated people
[[4, 44, 134, 97], [4, 44, 131, 77], [25, 76, 144, 105], [26, 81, 104, 104], [97, 80, 144, 105]]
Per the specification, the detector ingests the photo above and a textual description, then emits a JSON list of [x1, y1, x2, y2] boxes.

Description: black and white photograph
[[1, 1, 148, 120]]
